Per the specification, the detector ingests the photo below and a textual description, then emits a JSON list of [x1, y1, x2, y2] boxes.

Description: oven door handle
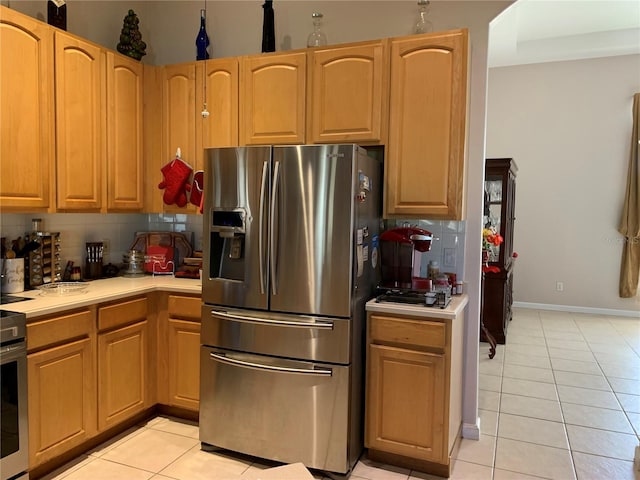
[[209, 352, 332, 376], [210, 310, 334, 329]]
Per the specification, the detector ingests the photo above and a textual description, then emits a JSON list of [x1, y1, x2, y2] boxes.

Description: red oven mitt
[[158, 150, 192, 207]]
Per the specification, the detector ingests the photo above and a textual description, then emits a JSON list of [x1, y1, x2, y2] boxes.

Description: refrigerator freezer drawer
[[201, 306, 351, 364], [199, 346, 350, 474]]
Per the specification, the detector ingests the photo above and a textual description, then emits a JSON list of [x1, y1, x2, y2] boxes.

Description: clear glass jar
[[307, 12, 327, 47], [414, 0, 433, 34]]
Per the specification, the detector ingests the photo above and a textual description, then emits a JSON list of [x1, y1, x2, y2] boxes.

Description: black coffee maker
[[379, 227, 432, 289]]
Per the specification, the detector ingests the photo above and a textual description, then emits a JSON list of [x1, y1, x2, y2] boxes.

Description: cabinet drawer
[[98, 297, 148, 331], [369, 314, 446, 350], [27, 309, 93, 352], [168, 295, 201, 321]]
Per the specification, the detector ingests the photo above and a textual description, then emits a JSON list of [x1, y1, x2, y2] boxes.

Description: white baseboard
[[513, 301, 640, 319], [462, 419, 480, 440]]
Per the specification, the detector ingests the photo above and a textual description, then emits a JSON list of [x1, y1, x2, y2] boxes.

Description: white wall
[[486, 54, 640, 315]]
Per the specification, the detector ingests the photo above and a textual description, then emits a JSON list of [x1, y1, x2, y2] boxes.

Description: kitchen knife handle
[[270, 160, 280, 296], [258, 160, 268, 295]]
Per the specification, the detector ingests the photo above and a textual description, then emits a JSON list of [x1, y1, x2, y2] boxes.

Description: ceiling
[[488, 0, 640, 67]]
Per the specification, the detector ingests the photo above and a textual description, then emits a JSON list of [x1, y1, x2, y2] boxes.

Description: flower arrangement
[[482, 227, 503, 252], [482, 227, 503, 273]]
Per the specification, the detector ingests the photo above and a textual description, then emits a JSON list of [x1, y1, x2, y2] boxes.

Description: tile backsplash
[[0, 213, 204, 269], [1, 214, 465, 283]]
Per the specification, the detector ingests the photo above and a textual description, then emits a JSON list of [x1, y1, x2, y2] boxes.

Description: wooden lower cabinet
[[27, 309, 97, 469], [97, 320, 148, 430], [97, 297, 150, 430], [167, 319, 201, 410], [161, 294, 201, 411], [367, 344, 446, 462], [365, 311, 463, 477]]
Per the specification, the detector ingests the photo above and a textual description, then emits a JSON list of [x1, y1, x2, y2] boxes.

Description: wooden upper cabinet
[[55, 31, 104, 210], [106, 52, 144, 211], [198, 58, 239, 151], [163, 63, 197, 168], [0, 7, 54, 211], [308, 40, 388, 144], [385, 29, 468, 220], [161, 62, 198, 213], [241, 51, 306, 145]]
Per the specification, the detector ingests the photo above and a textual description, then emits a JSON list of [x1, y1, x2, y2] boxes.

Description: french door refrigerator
[[200, 144, 381, 477]]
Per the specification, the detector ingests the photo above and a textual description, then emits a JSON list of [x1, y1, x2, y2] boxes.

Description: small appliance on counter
[[379, 226, 432, 289], [128, 232, 193, 276]]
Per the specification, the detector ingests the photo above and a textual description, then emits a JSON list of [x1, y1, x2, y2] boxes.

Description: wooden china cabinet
[[482, 158, 517, 344]]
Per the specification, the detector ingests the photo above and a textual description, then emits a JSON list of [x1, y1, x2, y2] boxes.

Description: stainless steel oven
[[1, 310, 29, 480]]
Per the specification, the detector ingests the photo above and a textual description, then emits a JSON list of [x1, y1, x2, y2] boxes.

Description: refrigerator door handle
[[209, 352, 332, 376], [210, 309, 334, 329], [258, 160, 268, 295], [270, 160, 281, 296]]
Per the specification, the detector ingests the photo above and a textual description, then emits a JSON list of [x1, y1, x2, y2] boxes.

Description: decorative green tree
[[116, 10, 147, 61]]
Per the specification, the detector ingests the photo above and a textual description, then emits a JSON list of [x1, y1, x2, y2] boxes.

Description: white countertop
[[0, 276, 202, 318], [365, 294, 468, 320]]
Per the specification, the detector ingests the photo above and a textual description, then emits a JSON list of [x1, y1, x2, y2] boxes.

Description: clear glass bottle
[[307, 12, 327, 47], [414, 0, 433, 34], [196, 9, 210, 61]]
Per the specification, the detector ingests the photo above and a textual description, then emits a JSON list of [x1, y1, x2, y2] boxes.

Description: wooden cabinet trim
[[369, 314, 447, 351], [98, 296, 148, 331], [27, 309, 93, 352], [167, 295, 202, 321]]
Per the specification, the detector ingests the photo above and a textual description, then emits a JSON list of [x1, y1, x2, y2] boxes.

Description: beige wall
[[486, 54, 640, 315]]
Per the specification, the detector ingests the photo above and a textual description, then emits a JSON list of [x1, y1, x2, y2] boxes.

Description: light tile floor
[[40, 308, 640, 480]]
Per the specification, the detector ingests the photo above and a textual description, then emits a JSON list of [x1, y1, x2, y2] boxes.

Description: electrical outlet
[[556, 281, 564, 292], [444, 248, 456, 268], [102, 239, 110, 264]]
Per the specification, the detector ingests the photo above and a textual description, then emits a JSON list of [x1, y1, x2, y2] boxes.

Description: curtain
[[619, 93, 640, 298]]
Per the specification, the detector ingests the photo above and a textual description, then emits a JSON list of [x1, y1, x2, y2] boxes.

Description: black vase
[[261, 0, 275, 53], [47, 0, 67, 30]]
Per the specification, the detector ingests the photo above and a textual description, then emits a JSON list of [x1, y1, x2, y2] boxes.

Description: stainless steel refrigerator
[[199, 144, 381, 477]]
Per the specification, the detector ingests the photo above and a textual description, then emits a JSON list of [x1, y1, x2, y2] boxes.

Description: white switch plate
[[444, 248, 456, 268]]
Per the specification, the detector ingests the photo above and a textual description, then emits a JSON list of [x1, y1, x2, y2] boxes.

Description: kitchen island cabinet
[[0, 6, 54, 212], [307, 40, 388, 144], [385, 29, 468, 220], [26, 308, 97, 469], [241, 51, 307, 145], [365, 296, 467, 477]]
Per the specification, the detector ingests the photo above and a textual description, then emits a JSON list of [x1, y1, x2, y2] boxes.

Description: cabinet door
[[308, 41, 388, 144], [0, 7, 54, 210], [28, 338, 96, 468], [97, 320, 148, 430], [106, 52, 144, 211], [366, 343, 446, 463], [386, 30, 468, 219], [55, 31, 104, 210], [162, 63, 197, 212], [241, 52, 306, 145], [198, 57, 239, 151], [167, 318, 201, 411]]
